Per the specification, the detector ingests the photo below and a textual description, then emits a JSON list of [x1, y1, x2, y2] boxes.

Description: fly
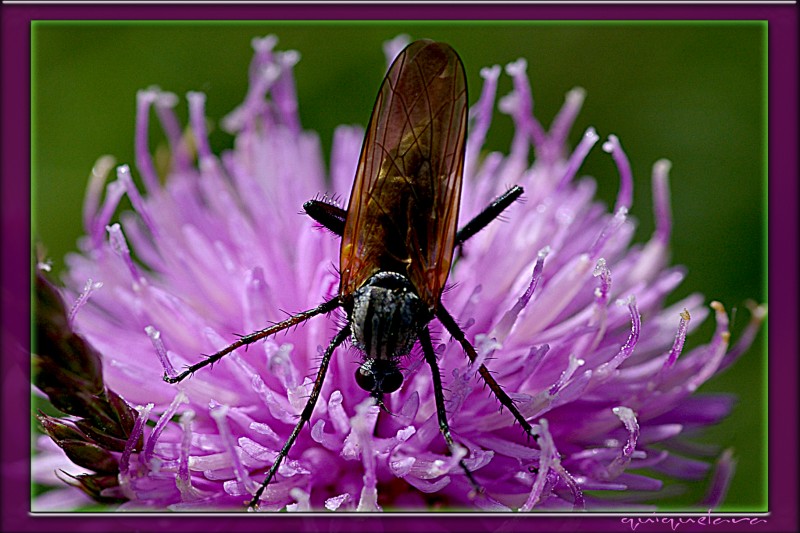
[[165, 39, 530, 510]]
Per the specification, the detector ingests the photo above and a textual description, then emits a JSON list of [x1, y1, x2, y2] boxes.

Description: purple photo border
[[2, 2, 796, 532]]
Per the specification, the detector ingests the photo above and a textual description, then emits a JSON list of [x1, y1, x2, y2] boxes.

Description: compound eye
[[355, 365, 377, 392], [381, 368, 404, 394]]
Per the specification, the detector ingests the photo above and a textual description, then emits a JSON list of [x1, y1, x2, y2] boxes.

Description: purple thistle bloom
[[33, 35, 766, 512]]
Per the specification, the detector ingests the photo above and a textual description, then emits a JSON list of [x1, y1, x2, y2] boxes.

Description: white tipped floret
[[278, 49, 300, 68], [654, 158, 672, 175], [252, 34, 278, 53], [115, 164, 131, 181], [566, 86, 587, 105], [136, 88, 158, 105], [154, 89, 178, 108], [480, 64, 502, 81], [593, 258, 607, 276], [106, 223, 128, 257], [67, 278, 103, 326], [602, 134, 620, 153], [383, 34, 411, 68], [505, 58, 528, 76]]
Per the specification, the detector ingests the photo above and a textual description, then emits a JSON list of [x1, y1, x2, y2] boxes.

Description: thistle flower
[[33, 35, 766, 512]]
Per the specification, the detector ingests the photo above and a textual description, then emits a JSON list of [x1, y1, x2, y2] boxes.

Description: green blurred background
[[32, 21, 766, 511]]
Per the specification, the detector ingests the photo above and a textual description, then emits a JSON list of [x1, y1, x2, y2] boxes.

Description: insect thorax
[[350, 271, 431, 361]]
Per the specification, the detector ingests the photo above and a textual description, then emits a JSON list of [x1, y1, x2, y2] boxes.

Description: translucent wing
[[339, 40, 468, 310]]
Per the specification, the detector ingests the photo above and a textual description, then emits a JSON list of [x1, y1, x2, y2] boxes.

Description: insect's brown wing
[[339, 40, 467, 310]]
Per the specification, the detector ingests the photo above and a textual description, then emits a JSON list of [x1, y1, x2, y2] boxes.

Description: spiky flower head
[[33, 35, 765, 512]]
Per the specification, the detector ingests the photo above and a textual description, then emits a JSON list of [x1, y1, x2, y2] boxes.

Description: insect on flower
[[164, 39, 532, 510]]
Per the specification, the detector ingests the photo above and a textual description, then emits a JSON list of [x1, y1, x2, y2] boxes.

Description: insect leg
[[418, 326, 483, 496], [435, 305, 536, 439], [163, 296, 342, 384], [249, 323, 351, 511], [455, 185, 524, 245], [301, 184, 523, 242], [303, 199, 345, 236]]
